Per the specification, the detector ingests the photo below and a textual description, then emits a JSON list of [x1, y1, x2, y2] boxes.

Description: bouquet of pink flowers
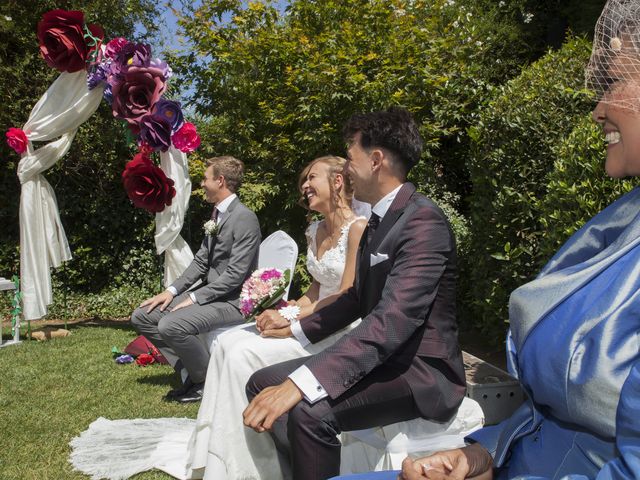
[[240, 268, 291, 321]]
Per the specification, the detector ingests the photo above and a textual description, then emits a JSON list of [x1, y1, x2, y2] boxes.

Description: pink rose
[[111, 66, 166, 125], [6, 128, 28, 154], [172, 122, 201, 153]]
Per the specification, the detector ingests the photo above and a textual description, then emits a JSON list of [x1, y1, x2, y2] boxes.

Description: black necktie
[[366, 213, 380, 245]]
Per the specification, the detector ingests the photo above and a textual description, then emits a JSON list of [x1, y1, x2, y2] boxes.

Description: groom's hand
[[243, 379, 302, 432], [140, 290, 174, 313], [256, 309, 290, 332], [260, 325, 292, 338], [170, 296, 194, 312]]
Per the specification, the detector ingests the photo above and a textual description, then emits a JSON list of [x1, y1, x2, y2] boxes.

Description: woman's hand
[[255, 309, 290, 332], [399, 444, 493, 480]]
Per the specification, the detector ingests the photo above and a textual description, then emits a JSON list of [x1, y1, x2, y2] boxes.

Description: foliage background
[[2, 0, 633, 343]]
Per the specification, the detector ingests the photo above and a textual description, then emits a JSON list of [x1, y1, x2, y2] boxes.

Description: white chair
[[197, 230, 298, 353], [339, 397, 485, 474]]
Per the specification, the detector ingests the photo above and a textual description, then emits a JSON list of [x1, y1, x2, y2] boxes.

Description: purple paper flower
[[103, 83, 113, 104], [152, 99, 184, 133], [116, 42, 152, 68], [139, 114, 172, 152], [150, 58, 173, 80], [87, 62, 110, 90], [115, 354, 134, 364]]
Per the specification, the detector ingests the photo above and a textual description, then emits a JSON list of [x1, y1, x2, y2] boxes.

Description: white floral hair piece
[[586, 0, 640, 111]]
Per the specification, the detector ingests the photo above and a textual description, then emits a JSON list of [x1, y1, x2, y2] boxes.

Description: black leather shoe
[[165, 378, 193, 399], [174, 382, 204, 403]]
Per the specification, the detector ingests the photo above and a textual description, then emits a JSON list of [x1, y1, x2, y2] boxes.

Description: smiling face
[[300, 161, 336, 213], [201, 165, 223, 204], [591, 37, 640, 178]]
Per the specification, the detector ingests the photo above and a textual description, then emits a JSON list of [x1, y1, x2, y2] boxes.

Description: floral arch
[[6, 10, 200, 321]]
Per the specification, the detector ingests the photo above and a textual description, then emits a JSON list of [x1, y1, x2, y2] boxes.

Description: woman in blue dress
[[333, 0, 640, 478]]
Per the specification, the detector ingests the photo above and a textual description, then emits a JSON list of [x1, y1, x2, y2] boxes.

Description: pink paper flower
[[6, 128, 28, 154], [171, 122, 201, 153]]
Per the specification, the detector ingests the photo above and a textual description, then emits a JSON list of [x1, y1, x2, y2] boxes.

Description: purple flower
[[103, 83, 113, 104], [87, 62, 109, 90], [139, 114, 172, 152], [152, 99, 184, 133], [115, 354, 134, 364], [116, 42, 152, 68], [150, 58, 173, 80]]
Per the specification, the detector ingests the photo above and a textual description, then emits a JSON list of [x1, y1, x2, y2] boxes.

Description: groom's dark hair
[[343, 107, 423, 175], [206, 156, 244, 193]]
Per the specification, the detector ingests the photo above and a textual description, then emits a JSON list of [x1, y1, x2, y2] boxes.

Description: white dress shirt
[[289, 184, 404, 403], [167, 194, 238, 303]]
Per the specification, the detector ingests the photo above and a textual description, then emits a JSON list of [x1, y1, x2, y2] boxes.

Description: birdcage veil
[[586, 0, 640, 110]]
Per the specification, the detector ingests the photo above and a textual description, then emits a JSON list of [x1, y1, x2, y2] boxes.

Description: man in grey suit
[[131, 156, 261, 403]]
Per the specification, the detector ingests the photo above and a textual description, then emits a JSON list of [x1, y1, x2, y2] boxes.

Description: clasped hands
[[255, 302, 296, 338], [139, 290, 194, 313], [398, 444, 493, 480]]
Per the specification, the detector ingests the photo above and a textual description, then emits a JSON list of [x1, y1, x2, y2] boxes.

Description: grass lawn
[[0, 320, 200, 479]]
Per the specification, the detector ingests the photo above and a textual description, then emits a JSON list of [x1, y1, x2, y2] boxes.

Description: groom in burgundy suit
[[243, 107, 466, 480]]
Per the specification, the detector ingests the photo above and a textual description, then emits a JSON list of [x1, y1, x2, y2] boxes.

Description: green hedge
[[462, 37, 596, 338]]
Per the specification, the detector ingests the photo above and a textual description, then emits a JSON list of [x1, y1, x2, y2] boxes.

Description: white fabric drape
[[17, 71, 104, 320], [157, 146, 193, 286]]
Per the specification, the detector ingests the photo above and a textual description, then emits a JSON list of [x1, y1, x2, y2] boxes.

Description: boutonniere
[[203, 219, 218, 236]]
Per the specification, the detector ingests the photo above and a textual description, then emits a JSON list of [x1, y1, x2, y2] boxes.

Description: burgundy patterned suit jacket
[[301, 182, 466, 421]]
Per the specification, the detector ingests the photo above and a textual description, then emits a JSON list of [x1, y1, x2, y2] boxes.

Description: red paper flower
[[111, 66, 166, 125], [6, 128, 28, 154], [171, 122, 201, 153], [122, 153, 176, 213], [135, 353, 155, 366], [37, 10, 104, 73]]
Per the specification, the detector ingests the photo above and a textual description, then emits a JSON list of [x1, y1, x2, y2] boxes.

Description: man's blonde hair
[[206, 156, 245, 193]]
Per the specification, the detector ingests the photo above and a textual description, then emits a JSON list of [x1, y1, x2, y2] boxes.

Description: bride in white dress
[[187, 155, 367, 480], [69, 155, 368, 480]]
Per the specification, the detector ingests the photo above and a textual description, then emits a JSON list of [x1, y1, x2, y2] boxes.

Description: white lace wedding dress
[[70, 218, 363, 480]]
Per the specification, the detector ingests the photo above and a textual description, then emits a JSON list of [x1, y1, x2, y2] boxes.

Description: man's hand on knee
[[243, 379, 303, 433], [170, 296, 194, 312], [140, 290, 174, 313]]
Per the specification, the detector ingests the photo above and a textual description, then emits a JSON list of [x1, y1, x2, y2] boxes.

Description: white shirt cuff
[[290, 320, 311, 347], [189, 292, 197, 304], [288, 365, 328, 403], [166, 286, 178, 296]]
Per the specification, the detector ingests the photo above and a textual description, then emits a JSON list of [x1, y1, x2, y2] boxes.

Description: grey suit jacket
[[170, 197, 261, 307]]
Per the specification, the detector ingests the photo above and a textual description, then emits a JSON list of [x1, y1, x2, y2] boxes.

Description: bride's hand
[[256, 309, 290, 332]]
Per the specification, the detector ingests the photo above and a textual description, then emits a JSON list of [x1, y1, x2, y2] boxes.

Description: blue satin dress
[[331, 188, 640, 480]]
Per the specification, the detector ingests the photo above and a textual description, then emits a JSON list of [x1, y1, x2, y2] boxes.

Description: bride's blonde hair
[[297, 155, 354, 212]]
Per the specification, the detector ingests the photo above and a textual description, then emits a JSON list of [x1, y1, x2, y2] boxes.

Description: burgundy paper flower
[[152, 99, 184, 133], [172, 122, 201, 153], [135, 353, 155, 366], [111, 66, 166, 124], [37, 9, 104, 73], [6, 128, 28, 154], [104, 37, 129, 59], [138, 114, 172, 152], [122, 153, 176, 213]]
